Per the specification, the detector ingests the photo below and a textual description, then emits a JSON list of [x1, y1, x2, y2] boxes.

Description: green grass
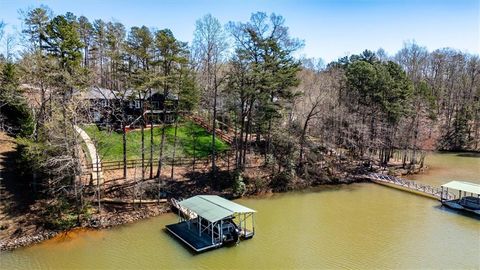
[[82, 121, 229, 161]]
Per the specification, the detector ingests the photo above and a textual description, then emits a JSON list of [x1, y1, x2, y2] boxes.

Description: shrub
[[271, 169, 294, 191], [232, 170, 246, 197]]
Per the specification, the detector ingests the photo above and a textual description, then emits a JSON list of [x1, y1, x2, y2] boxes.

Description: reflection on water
[[0, 152, 479, 270]]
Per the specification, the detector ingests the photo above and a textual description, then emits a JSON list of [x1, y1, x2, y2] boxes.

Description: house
[[81, 87, 178, 127]]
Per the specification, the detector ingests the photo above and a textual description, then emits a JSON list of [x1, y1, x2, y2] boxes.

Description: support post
[[220, 220, 223, 243], [199, 217, 201, 236], [243, 213, 246, 235], [252, 213, 255, 235], [211, 222, 214, 244]]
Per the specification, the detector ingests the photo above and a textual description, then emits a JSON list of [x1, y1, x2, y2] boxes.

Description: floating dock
[[166, 221, 223, 252], [440, 181, 480, 215], [367, 173, 480, 216], [166, 195, 256, 252]]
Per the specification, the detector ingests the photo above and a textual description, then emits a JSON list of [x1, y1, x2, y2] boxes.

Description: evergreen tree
[[153, 29, 187, 198], [0, 62, 33, 136]]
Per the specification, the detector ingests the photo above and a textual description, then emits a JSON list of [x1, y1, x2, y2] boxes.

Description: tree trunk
[[140, 106, 145, 205], [157, 116, 167, 201], [170, 108, 179, 180], [149, 89, 154, 179], [211, 72, 219, 178], [122, 122, 127, 178]]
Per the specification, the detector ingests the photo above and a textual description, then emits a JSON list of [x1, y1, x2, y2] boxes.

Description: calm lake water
[[1, 152, 479, 269]]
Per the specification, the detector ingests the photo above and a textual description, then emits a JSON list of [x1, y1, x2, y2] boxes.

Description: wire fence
[[82, 150, 235, 172]]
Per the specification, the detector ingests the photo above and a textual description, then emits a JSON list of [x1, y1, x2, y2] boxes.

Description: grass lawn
[[82, 121, 229, 161]]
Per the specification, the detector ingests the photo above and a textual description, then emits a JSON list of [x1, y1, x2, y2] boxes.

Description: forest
[[0, 7, 479, 236]]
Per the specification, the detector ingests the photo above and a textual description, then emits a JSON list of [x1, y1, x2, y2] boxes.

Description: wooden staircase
[[186, 115, 234, 145]]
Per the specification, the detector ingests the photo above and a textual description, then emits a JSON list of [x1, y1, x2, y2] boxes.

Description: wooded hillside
[[0, 7, 478, 229]]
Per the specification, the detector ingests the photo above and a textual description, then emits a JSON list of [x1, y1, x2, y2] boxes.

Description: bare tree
[[192, 14, 228, 177], [0, 21, 5, 41]]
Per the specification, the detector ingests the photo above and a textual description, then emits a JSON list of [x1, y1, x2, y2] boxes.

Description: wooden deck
[[366, 173, 454, 200], [166, 221, 222, 252]]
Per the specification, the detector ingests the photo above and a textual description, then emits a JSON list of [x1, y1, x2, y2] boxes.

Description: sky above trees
[[0, 0, 478, 62]]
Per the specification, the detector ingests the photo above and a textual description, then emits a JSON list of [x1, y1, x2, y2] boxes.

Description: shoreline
[[0, 202, 171, 252], [0, 161, 431, 253], [1, 175, 371, 252]]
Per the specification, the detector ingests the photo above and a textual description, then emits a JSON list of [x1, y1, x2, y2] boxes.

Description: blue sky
[[0, 0, 478, 62]]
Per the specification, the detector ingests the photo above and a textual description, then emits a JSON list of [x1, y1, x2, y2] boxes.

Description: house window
[[165, 114, 174, 123], [129, 101, 134, 109], [93, 112, 101, 122], [152, 101, 160, 109], [134, 100, 141, 109]]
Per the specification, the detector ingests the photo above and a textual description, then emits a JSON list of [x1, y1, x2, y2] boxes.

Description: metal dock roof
[[441, 181, 480, 195], [178, 195, 256, 223]]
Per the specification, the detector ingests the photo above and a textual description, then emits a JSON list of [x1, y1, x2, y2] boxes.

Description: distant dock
[[366, 173, 480, 215]]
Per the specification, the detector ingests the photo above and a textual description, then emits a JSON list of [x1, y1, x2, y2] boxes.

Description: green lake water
[[1, 152, 479, 269]]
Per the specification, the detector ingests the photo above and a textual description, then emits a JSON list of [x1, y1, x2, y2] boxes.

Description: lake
[[1, 152, 479, 269]]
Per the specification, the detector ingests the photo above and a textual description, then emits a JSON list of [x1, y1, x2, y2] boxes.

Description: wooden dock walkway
[[171, 198, 198, 219], [365, 173, 455, 200]]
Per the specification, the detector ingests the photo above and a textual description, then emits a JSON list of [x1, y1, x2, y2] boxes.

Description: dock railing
[[367, 173, 455, 200]]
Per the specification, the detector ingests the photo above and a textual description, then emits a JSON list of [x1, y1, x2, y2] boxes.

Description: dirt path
[[75, 125, 103, 184]]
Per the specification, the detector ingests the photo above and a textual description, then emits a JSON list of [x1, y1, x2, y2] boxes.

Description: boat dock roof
[[178, 195, 255, 223], [441, 181, 480, 195]]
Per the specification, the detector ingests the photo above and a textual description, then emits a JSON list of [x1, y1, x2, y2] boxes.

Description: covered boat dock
[[166, 195, 256, 252], [440, 181, 480, 215]]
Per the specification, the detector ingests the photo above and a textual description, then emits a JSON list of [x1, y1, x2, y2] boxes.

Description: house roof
[[81, 87, 178, 100], [82, 87, 120, 99], [178, 195, 255, 223], [441, 181, 480, 195]]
